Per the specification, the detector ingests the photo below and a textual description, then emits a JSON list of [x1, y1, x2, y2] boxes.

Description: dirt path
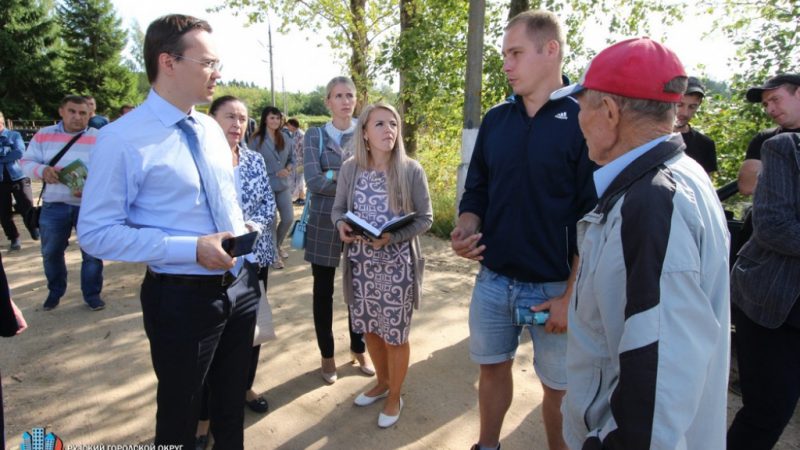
[[1, 212, 798, 449]]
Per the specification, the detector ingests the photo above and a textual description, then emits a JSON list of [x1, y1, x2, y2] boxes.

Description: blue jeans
[[469, 265, 568, 389], [39, 202, 103, 304]]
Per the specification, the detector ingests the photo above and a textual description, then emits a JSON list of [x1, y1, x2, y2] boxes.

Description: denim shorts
[[468, 265, 568, 390]]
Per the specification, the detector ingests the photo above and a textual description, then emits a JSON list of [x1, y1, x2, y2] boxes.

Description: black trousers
[[199, 346, 261, 422], [1, 369, 4, 450], [728, 305, 800, 450], [0, 177, 34, 240], [199, 267, 269, 422], [311, 264, 364, 358], [140, 263, 259, 449]]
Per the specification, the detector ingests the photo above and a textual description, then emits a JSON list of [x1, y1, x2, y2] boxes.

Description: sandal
[[271, 259, 284, 270]]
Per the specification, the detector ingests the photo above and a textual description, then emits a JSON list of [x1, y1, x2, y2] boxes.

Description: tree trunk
[[508, 0, 529, 20], [399, 0, 418, 157], [349, 0, 369, 116]]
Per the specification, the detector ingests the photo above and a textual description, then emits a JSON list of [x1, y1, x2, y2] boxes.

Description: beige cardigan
[[331, 157, 433, 309]]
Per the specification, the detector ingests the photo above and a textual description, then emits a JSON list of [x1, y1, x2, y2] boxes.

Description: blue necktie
[[177, 116, 244, 275]]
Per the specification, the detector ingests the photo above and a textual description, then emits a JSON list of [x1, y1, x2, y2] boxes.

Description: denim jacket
[[0, 128, 27, 182]]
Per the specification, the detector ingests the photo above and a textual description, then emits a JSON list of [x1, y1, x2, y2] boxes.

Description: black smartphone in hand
[[221, 231, 259, 257]]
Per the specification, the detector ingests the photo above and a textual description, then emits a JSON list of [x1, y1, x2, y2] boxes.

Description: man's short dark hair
[[144, 14, 212, 84], [286, 118, 300, 128], [60, 95, 88, 107], [506, 10, 565, 60]]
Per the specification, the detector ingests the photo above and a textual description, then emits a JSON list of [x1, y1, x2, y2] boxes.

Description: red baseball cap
[[551, 37, 687, 102]]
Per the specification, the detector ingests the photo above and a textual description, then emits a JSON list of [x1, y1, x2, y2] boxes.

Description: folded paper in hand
[[58, 159, 88, 192], [344, 211, 416, 240]]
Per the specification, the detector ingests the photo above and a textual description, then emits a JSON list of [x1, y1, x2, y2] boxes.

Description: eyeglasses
[[170, 54, 223, 72]]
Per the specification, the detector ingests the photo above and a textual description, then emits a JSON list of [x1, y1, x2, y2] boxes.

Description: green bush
[[293, 114, 330, 129], [416, 130, 459, 239]]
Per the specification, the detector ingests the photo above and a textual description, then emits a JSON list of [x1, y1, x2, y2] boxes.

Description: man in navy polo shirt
[[451, 10, 596, 450]]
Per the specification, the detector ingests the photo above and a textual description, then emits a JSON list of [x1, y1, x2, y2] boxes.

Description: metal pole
[[282, 75, 287, 113], [268, 17, 275, 106]]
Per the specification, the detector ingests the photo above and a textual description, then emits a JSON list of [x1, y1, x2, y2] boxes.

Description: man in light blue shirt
[[78, 14, 259, 449]]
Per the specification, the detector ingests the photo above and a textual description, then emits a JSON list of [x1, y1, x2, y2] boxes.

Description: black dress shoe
[[195, 434, 209, 450], [245, 396, 269, 413]]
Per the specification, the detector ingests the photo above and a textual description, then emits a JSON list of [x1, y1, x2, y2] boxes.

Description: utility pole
[[456, 0, 485, 211], [282, 75, 287, 113], [268, 16, 276, 106]]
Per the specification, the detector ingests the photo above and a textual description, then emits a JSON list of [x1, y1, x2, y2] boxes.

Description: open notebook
[[344, 211, 416, 240]]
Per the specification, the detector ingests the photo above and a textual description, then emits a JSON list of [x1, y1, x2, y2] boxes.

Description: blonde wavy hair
[[350, 102, 412, 215]]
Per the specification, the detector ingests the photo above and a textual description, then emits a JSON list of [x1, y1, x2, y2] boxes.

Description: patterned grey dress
[[347, 170, 415, 345]]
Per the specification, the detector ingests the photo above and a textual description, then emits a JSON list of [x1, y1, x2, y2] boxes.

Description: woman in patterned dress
[[195, 96, 278, 448], [331, 102, 433, 428], [304, 77, 374, 384]]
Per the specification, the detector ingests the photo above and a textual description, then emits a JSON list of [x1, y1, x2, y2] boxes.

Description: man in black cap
[[675, 77, 717, 175], [737, 73, 800, 195]]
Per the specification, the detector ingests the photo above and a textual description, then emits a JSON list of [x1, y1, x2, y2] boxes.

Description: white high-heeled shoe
[[351, 352, 375, 376], [321, 357, 337, 384]]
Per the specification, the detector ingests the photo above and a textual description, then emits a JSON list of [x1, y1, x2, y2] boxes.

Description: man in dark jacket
[[728, 132, 800, 450], [0, 111, 37, 250], [451, 10, 596, 450]]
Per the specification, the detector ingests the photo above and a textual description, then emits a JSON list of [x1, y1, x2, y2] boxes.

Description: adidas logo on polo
[[555, 112, 568, 120]]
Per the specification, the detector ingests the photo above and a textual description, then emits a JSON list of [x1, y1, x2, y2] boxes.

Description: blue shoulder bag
[[290, 128, 324, 249]]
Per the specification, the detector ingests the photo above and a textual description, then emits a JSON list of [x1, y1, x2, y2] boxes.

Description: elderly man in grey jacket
[[551, 38, 731, 449]]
